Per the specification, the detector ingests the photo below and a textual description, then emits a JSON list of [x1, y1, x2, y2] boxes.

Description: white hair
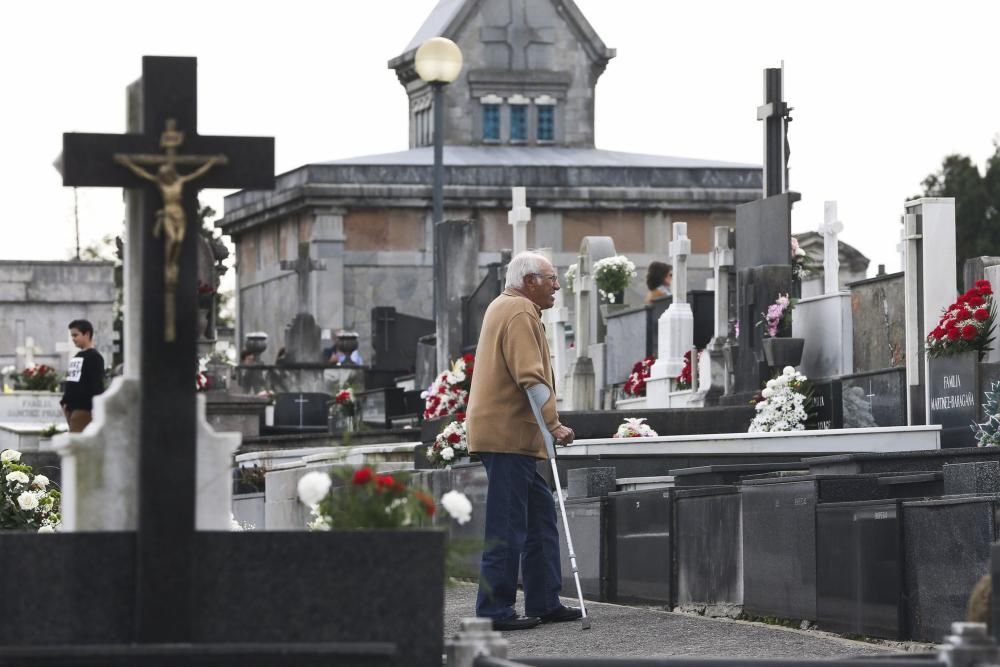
[[505, 251, 551, 289]]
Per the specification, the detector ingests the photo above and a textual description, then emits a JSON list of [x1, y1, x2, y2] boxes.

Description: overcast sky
[[3, 1, 998, 277]]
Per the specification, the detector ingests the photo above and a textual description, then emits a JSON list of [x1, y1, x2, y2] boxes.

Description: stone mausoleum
[[219, 0, 762, 364]]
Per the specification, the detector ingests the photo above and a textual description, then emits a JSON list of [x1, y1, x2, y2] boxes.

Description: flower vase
[[762, 337, 805, 369]]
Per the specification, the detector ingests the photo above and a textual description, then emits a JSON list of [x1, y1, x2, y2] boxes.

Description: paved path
[[445, 582, 915, 660]]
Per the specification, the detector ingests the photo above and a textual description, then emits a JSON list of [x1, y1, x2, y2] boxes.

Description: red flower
[[447, 432, 461, 444], [957, 308, 972, 321], [957, 294, 968, 305], [974, 308, 989, 321], [455, 411, 466, 422], [352, 467, 373, 485], [962, 324, 979, 341], [463, 353, 475, 365], [945, 319, 958, 331], [969, 295, 986, 308], [414, 490, 436, 517], [947, 329, 961, 341], [335, 390, 351, 403]]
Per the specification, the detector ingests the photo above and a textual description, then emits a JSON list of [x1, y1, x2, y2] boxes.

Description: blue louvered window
[[537, 105, 555, 142], [483, 104, 500, 141], [510, 105, 527, 141]]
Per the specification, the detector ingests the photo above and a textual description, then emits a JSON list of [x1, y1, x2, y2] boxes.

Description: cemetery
[[5, 1, 1000, 666]]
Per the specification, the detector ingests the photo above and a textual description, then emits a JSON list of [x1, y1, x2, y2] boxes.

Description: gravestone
[[792, 292, 853, 380], [539, 249, 570, 400], [840, 368, 907, 429], [15, 336, 41, 371], [370, 306, 435, 388], [565, 236, 615, 410], [272, 392, 330, 433], [820, 201, 844, 294], [23, 56, 446, 666], [434, 219, 479, 374], [806, 379, 843, 430], [647, 222, 694, 406], [280, 241, 326, 364], [903, 197, 957, 425], [963, 256, 1000, 294], [848, 272, 905, 373], [705, 226, 735, 402], [508, 186, 530, 255], [460, 261, 505, 352], [927, 353, 978, 448]]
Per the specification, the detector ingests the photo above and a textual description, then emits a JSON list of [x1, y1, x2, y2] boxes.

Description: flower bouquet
[[563, 263, 576, 294], [334, 387, 356, 417], [18, 364, 60, 392], [676, 350, 700, 390], [790, 237, 812, 281], [623, 356, 655, 397], [592, 255, 636, 303], [758, 294, 793, 338], [427, 416, 468, 466], [613, 417, 658, 438], [0, 449, 60, 532], [926, 280, 996, 360], [422, 353, 474, 420], [748, 367, 811, 432], [297, 466, 472, 530]]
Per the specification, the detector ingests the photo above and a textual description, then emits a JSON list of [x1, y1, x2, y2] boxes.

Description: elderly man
[[466, 251, 580, 631]]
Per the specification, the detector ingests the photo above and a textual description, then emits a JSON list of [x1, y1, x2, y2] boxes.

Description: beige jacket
[[466, 290, 561, 460]]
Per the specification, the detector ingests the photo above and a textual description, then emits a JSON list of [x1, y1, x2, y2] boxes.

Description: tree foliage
[[921, 142, 1000, 269]]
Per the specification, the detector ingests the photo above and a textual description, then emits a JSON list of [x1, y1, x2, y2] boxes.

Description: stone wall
[[0, 261, 115, 373]]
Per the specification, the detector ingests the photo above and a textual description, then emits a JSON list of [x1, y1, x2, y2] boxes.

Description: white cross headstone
[[538, 249, 569, 403], [15, 336, 41, 370], [55, 338, 78, 374], [820, 201, 844, 294], [508, 187, 531, 256], [647, 222, 694, 407], [706, 226, 735, 397]]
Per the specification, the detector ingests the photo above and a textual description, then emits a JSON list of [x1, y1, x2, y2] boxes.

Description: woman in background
[[644, 261, 673, 305]]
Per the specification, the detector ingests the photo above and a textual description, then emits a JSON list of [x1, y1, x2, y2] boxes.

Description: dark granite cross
[[61, 56, 274, 643], [375, 308, 396, 352], [480, 0, 555, 69], [280, 241, 326, 316], [756, 65, 792, 197]]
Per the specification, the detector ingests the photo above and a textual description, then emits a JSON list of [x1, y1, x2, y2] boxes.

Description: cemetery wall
[[0, 261, 115, 373]]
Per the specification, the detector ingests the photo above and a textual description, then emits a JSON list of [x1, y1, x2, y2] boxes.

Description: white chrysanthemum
[[783, 366, 796, 376], [440, 446, 455, 461], [761, 388, 773, 399], [31, 475, 49, 489], [6, 471, 29, 485], [17, 491, 39, 511], [38, 524, 55, 534], [297, 471, 332, 507], [1, 449, 21, 464], [441, 490, 473, 525]]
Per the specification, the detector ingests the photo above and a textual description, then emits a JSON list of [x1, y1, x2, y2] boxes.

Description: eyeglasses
[[531, 273, 559, 283]]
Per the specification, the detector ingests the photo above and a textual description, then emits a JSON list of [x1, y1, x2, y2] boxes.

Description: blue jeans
[[476, 452, 563, 619]]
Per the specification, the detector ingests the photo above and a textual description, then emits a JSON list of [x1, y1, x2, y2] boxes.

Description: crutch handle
[[525, 384, 556, 458]]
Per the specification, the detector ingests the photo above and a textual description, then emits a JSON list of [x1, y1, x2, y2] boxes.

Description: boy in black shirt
[[60, 319, 105, 433]]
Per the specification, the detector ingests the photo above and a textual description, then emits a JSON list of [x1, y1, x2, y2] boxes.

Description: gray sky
[[3, 0, 998, 277]]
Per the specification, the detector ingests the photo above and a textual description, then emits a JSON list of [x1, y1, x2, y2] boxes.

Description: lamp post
[[415, 37, 463, 372]]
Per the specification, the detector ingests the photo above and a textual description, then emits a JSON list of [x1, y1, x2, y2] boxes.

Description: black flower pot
[[762, 337, 805, 369]]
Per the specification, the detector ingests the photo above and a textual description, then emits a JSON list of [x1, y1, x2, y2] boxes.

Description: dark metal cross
[[480, 0, 555, 69], [375, 308, 396, 352], [60, 56, 274, 643], [280, 241, 326, 316]]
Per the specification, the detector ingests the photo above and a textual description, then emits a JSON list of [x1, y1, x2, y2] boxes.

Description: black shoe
[[539, 606, 583, 624], [491, 615, 541, 631]]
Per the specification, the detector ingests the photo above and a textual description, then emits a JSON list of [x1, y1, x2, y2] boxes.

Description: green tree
[[921, 142, 1000, 273]]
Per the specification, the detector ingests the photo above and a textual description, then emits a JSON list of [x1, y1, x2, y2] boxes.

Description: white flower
[[761, 388, 773, 399], [766, 379, 777, 389], [37, 524, 55, 533], [441, 490, 473, 525], [1, 449, 21, 464], [297, 471, 332, 507], [426, 446, 435, 459], [31, 475, 49, 489], [6, 471, 29, 485], [440, 446, 455, 461], [783, 366, 796, 376], [17, 491, 39, 511]]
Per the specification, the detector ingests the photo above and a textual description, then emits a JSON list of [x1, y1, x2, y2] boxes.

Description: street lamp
[[415, 36, 463, 226], [415, 37, 463, 371]]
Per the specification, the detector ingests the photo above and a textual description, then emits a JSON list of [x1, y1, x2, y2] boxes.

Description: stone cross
[[820, 201, 844, 294], [60, 56, 274, 642], [55, 338, 77, 369], [280, 241, 326, 316], [15, 336, 41, 370], [480, 0, 555, 70], [757, 64, 792, 197], [670, 222, 692, 304], [508, 186, 531, 255]]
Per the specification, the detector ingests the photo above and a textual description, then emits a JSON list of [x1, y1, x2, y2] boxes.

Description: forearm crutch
[[525, 384, 591, 630]]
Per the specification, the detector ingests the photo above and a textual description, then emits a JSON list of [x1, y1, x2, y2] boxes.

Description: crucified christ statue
[[113, 120, 227, 342]]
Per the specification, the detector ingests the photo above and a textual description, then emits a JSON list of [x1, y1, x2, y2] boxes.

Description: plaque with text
[[927, 354, 979, 448], [840, 368, 907, 429]]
